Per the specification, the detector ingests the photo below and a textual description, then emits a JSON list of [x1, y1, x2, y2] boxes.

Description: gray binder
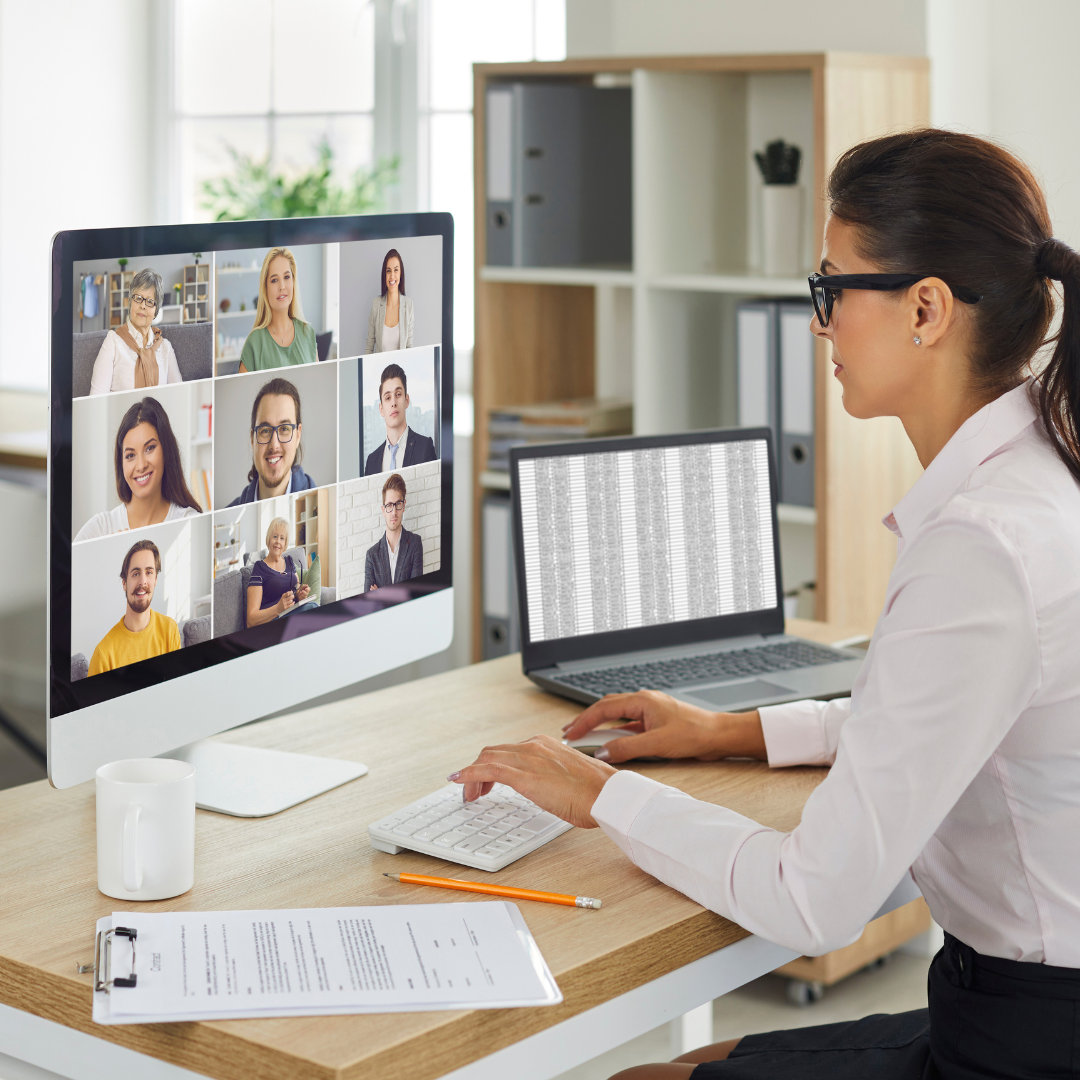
[[481, 495, 520, 658], [736, 300, 780, 439], [777, 301, 815, 507], [485, 83, 632, 267]]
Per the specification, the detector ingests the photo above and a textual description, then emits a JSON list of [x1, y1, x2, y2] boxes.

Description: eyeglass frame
[[129, 293, 158, 309], [252, 422, 298, 444], [382, 498, 406, 513], [807, 272, 982, 328]]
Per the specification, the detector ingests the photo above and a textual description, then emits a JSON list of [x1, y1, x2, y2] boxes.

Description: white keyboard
[[367, 783, 573, 872]]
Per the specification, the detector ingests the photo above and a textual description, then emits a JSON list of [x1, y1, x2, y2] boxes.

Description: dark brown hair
[[378, 361, 407, 400], [381, 472, 406, 502], [827, 128, 1080, 481], [120, 538, 161, 580], [380, 248, 406, 297], [114, 396, 201, 511], [248, 376, 303, 484]]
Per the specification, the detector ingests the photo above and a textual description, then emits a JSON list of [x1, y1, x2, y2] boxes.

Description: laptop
[[509, 427, 864, 712]]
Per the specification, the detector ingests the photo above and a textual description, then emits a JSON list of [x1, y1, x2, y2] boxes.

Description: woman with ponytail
[[451, 130, 1080, 1079]]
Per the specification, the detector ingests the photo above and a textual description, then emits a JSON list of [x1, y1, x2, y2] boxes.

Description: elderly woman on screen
[[89, 268, 182, 395]]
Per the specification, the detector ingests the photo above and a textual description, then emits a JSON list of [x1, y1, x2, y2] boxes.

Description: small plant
[[117, 257, 128, 269], [754, 139, 801, 185], [200, 138, 399, 221], [172, 283, 182, 302], [192, 252, 202, 263]]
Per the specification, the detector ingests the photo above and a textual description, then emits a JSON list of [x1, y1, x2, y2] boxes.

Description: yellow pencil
[[384, 871, 602, 909]]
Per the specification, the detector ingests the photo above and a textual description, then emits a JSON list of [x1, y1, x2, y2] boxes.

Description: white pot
[[761, 184, 803, 277]]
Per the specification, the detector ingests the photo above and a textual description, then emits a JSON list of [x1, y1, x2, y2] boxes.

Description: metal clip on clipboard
[[92, 926, 138, 993]]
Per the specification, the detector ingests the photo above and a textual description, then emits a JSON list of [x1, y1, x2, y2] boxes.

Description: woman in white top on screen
[[451, 130, 1080, 1079], [75, 396, 202, 541], [88, 269, 182, 395], [364, 248, 414, 353]]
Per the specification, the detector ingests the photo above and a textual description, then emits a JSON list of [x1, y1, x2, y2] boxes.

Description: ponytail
[[1034, 238, 1080, 485]]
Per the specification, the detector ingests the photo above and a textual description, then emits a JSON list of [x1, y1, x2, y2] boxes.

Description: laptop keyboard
[[556, 640, 842, 697]]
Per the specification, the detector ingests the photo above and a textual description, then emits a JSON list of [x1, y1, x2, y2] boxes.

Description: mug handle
[[123, 804, 142, 893]]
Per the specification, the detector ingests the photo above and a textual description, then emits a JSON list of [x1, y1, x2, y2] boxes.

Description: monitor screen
[[49, 214, 454, 796]]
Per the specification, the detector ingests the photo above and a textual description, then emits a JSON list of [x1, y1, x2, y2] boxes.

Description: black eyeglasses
[[382, 499, 405, 513], [808, 272, 982, 328], [253, 422, 297, 444], [130, 294, 157, 309]]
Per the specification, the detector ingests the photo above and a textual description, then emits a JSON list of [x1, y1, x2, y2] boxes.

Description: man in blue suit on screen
[[364, 473, 424, 591], [364, 362, 436, 475]]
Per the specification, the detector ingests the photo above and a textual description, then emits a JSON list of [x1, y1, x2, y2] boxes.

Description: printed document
[[92, 902, 560, 1024]]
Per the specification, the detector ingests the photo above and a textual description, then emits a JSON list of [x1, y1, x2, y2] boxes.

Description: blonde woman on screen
[[237, 247, 317, 373]]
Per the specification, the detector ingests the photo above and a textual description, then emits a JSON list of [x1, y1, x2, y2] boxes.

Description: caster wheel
[[785, 979, 825, 1006], [865, 954, 890, 972]]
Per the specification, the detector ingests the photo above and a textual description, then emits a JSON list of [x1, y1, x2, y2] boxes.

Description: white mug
[[96, 758, 196, 901]]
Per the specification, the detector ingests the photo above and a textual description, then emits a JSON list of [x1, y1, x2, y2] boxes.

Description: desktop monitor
[[48, 213, 454, 814]]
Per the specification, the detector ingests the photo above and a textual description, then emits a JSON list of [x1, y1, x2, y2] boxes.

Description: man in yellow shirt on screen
[[89, 539, 181, 676]]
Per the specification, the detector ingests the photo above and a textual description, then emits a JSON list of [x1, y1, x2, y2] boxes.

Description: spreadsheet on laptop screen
[[517, 439, 776, 643]]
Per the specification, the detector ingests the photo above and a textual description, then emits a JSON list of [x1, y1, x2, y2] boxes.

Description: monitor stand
[[171, 741, 368, 817]]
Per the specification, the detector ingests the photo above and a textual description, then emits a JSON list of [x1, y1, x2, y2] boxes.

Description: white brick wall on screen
[[337, 462, 442, 598]]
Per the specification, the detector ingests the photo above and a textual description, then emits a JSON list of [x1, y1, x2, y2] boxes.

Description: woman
[[364, 248, 414, 353], [451, 130, 1080, 1079], [75, 396, 202, 541], [88, 268, 182, 394], [245, 517, 314, 627], [238, 247, 317, 372]]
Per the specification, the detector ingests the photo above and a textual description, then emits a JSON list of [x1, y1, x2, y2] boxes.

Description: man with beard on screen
[[88, 539, 181, 676]]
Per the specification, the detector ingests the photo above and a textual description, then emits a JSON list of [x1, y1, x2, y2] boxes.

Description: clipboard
[[89, 902, 561, 1024]]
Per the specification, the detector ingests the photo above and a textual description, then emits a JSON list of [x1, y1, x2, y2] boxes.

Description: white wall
[[567, 0, 928, 57], [0, 0, 160, 390]]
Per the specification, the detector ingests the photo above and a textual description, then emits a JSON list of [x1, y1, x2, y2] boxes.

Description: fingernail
[[594, 749, 610, 762], [446, 771, 461, 782]]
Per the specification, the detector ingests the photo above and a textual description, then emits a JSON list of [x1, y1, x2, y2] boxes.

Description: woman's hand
[[448, 735, 616, 828], [296, 583, 311, 602], [561, 691, 766, 764], [276, 590, 296, 615]]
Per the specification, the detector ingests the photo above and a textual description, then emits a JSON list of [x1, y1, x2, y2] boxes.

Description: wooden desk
[[0, 622, 912, 1080], [0, 388, 47, 471]]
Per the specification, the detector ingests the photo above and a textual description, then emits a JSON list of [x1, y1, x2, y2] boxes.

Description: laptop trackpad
[[690, 680, 789, 709]]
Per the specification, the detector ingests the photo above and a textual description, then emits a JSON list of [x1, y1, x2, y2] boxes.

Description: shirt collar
[[125, 318, 153, 348], [885, 380, 1039, 541], [388, 426, 410, 452]]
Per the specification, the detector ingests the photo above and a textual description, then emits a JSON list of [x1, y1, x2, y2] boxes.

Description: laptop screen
[[512, 429, 781, 651]]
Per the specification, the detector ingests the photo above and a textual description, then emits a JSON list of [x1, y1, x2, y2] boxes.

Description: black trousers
[[690, 933, 1080, 1079]]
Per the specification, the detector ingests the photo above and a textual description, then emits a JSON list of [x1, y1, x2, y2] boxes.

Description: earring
[[913, 335, 922, 346]]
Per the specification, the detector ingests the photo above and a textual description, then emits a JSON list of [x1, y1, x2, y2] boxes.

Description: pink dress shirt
[[593, 381, 1080, 964]]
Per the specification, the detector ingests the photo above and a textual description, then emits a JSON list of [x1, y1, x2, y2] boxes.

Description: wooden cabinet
[[107, 270, 134, 328], [471, 53, 929, 658], [293, 488, 336, 586], [182, 263, 211, 324]]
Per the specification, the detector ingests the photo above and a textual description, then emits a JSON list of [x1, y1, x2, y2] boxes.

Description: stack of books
[[486, 397, 633, 474]]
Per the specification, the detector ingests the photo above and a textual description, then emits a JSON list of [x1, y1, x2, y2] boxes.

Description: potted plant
[[754, 139, 803, 276], [172, 283, 182, 305]]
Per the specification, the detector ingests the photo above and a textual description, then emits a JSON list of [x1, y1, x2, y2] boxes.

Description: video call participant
[[245, 517, 315, 628], [364, 473, 423, 591], [238, 247, 317, 372], [75, 396, 202, 541], [89, 268, 182, 395], [364, 248, 414, 353], [228, 377, 315, 505], [363, 362, 436, 475], [88, 539, 181, 676]]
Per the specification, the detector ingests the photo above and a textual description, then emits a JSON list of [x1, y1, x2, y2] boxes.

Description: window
[[169, 0, 565, 380]]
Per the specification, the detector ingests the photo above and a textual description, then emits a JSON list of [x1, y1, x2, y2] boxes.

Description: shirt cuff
[[592, 769, 683, 838], [760, 699, 841, 767]]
